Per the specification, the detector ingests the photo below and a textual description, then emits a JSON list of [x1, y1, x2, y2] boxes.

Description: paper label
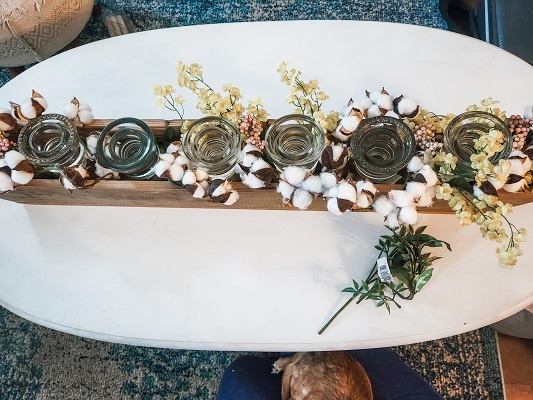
[[377, 257, 393, 283]]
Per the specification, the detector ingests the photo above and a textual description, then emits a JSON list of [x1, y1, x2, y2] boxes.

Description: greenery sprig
[[318, 225, 451, 335]]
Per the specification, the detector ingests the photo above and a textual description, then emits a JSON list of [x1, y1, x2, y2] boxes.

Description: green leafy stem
[[318, 225, 451, 335]]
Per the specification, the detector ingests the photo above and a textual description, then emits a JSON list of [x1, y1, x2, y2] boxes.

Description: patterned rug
[[0, 1, 504, 399], [0, 305, 503, 399]]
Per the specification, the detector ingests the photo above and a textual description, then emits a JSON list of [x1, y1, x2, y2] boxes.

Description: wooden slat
[[2, 118, 531, 212], [1, 179, 532, 212]]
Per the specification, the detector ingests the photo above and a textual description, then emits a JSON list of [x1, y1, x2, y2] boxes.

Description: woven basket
[[0, 0, 94, 67]]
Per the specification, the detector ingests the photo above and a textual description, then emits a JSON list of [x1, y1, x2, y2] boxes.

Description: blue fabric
[[217, 349, 444, 400]]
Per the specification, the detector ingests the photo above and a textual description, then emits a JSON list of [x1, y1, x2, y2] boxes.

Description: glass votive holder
[[264, 114, 324, 171], [95, 117, 159, 180], [349, 116, 416, 182], [444, 111, 512, 173], [181, 116, 241, 179], [17, 113, 88, 173]]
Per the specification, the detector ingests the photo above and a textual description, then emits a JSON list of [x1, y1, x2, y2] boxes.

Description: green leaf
[[415, 268, 433, 292]]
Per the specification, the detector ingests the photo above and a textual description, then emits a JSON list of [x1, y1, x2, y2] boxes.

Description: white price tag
[[377, 257, 393, 283]]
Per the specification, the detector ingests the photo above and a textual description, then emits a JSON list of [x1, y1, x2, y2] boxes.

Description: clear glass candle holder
[[444, 111, 512, 173], [264, 114, 324, 171], [95, 117, 159, 180], [349, 116, 416, 182], [17, 113, 88, 172], [181, 116, 241, 179]]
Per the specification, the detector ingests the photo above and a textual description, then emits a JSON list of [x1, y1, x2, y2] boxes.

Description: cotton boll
[[243, 173, 266, 189], [375, 93, 393, 110], [503, 179, 527, 193], [367, 104, 382, 118], [250, 158, 271, 173], [182, 170, 197, 186], [64, 102, 79, 119], [507, 157, 527, 176], [10, 169, 33, 185], [322, 185, 339, 199], [0, 158, 6, 168], [339, 115, 360, 133], [331, 144, 346, 163], [94, 162, 119, 179], [166, 142, 179, 154], [398, 206, 418, 225], [418, 165, 439, 187], [487, 176, 504, 190], [60, 176, 77, 190], [4, 150, 26, 169], [396, 97, 419, 117], [277, 179, 295, 200], [210, 179, 231, 198], [282, 166, 307, 187], [292, 188, 314, 210], [224, 190, 239, 205], [373, 195, 395, 216], [159, 153, 175, 164], [194, 180, 207, 194], [405, 181, 427, 199], [241, 153, 259, 168], [301, 175, 322, 194], [406, 155, 425, 173], [333, 126, 351, 142], [78, 103, 92, 112], [357, 97, 373, 110], [0, 171, 14, 192], [327, 197, 343, 215], [509, 150, 532, 173], [168, 164, 185, 182], [337, 181, 357, 202], [389, 190, 414, 208], [174, 154, 189, 167], [86, 133, 99, 155], [368, 90, 382, 103], [194, 168, 209, 182], [78, 110, 94, 125], [355, 193, 372, 208], [154, 159, 171, 177], [320, 172, 337, 190], [385, 110, 399, 118], [417, 187, 435, 207], [357, 180, 377, 196], [192, 183, 206, 199], [20, 102, 37, 119], [385, 209, 400, 228]]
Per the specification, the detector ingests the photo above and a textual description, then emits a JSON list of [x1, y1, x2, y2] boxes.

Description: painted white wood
[[1, 21, 532, 350]]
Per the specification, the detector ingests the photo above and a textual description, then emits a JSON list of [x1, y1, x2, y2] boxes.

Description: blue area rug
[[0, 1, 505, 399]]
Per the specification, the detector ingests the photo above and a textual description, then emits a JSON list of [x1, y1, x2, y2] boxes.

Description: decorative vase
[[181, 116, 241, 179], [350, 116, 416, 182], [17, 113, 88, 172], [95, 117, 159, 179], [444, 111, 512, 173], [264, 114, 324, 171]]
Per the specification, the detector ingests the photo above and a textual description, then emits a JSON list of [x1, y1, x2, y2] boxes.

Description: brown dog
[[272, 351, 373, 400]]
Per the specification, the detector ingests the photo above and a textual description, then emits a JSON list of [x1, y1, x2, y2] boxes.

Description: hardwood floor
[[498, 333, 533, 399]]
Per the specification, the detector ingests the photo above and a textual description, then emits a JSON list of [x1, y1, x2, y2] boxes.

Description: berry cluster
[[238, 114, 264, 150], [413, 123, 442, 156], [0, 136, 16, 158], [508, 114, 532, 150]]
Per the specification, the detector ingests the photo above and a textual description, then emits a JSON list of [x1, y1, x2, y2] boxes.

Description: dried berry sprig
[[318, 225, 450, 334], [508, 114, 532, 150]]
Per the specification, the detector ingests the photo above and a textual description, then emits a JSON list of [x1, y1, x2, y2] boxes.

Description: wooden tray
[[1, 119, 532, 211]]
